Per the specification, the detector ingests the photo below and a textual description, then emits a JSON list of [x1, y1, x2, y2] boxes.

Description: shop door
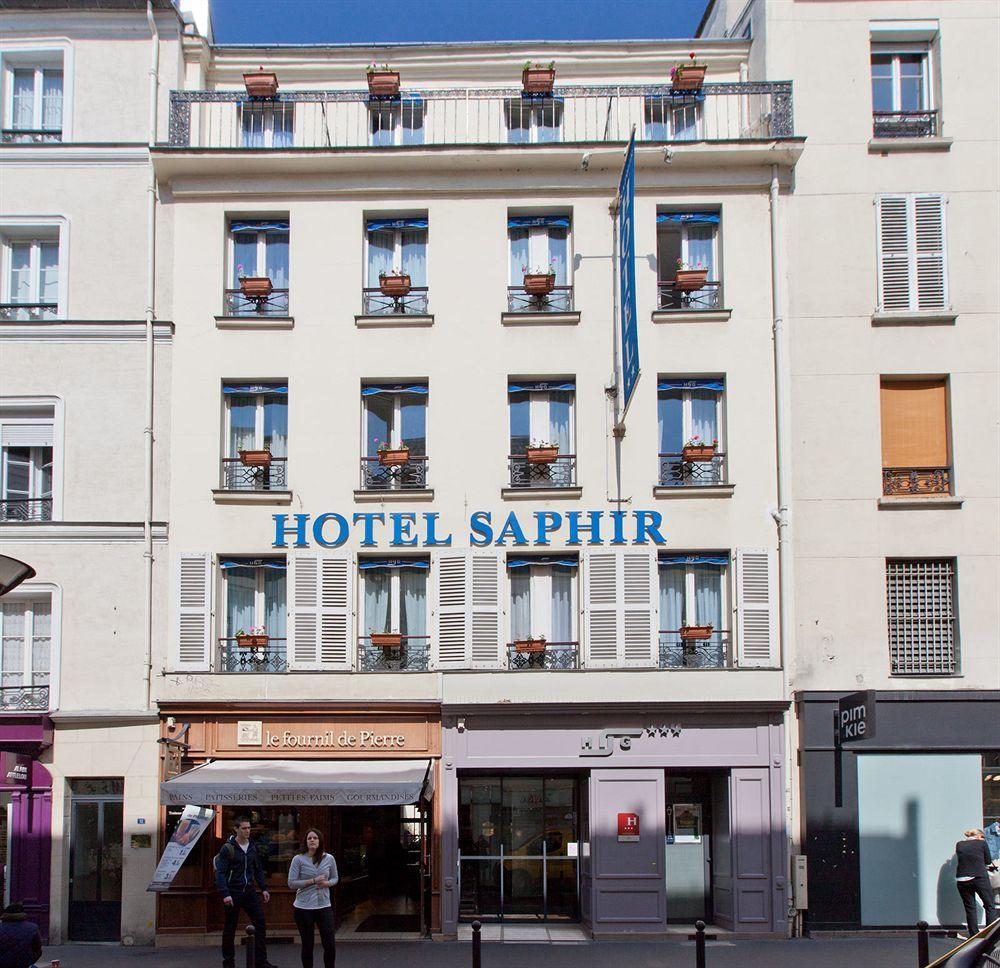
[[68, 782, 123, 941], [710, 773, 734, 929]]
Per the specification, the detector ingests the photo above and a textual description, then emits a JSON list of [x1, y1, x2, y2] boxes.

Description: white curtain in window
[[685, 225, 714, 277], [264, 567, 286, 639], [12, 70, 34, 129], [41, 70, 62, 130], [228, 394, 256, 455], [367, 229, 394, 285], [659, 565, 685, 631], [694, 564, 723, 628], [9, 243, 31, 303], [549, 228, 568, 284], [551, 566, 573, 642], [400, 569, 427, 638], [31, 600, 51, 685], [690, 390, 718, 444], [264, 232, 289, 288], [0, 603, 26, 687], [510, 570, 531, 639], [225, 568, 255, 637], [509, 229, 530, 283], [263, 398, 288, 458], [401, 230, 427, 286], [364, 570, 390, 634], [40, 242, 59, 304], [548, 392, 572, 452]]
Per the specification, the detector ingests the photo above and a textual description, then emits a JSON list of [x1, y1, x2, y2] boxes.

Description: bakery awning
[[160, 758, 432, 807]]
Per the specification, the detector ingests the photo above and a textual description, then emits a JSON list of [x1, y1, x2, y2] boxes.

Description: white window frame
[[220, 562, 284, 637], [870, 44, 932, 113], [0, 583, 61, 709], [368, 101, 425, 147], [227, 224, 282, 281], [504, 98, 563, 144], [364, 226, 428, 286], [656, 220, 719, 281], [239, 101, 294, 148], [657, 382, 726, 449], [0, 43, 73, 140], [659, 559, 730, 629], [223, 386, 287, 456], [362, 390, 424, 451], [0, 217, 68, 318], [0, 396, 64, 520], [507, 223, 572, 280], [876, 193, 948, 312], [361, 565, 427, 636], [644, 97, 704, 141], [507, 562, 578, 644], [509, 387, 576, 452]]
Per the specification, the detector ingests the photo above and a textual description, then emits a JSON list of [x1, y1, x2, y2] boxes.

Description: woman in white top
[[287, 828, 339, 968]]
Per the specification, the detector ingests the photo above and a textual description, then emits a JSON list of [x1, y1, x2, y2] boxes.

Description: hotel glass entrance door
[[68, 779, 124, 941]]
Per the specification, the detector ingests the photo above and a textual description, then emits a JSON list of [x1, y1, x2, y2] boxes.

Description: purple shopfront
[[440, 705, 788, 938], [0, 715, 53, 941]]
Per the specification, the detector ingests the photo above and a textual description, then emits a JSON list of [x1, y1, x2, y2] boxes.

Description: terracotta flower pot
[[522, 68, 556, 94], [680, 625, 713, 641], [371, 632, 403, 648], [681, 444, 716, 462], [239, 276, 273, 299], [236, 634, 270, 648], [672, 65, 707, 91], [244, 71, 279, 98], [379, 274, 411, 297], [673, 268, 709, 291], [378, 448, 410, 467], [526, 446, 559, 465], [514, 638, 546, 653], [367, 71, 401, 97], [239, 449, 272, 468], [523, 273, 556, 296]]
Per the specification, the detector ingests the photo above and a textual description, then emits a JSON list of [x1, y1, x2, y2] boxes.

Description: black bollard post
[[916, 920, 929, 968], [245, 923, 256, 968], [694, 919, 707, 968], [472, 919, 482, 968]]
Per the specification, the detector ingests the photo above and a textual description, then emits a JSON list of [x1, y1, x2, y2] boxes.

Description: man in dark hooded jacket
[[0, 901, 43, 968]]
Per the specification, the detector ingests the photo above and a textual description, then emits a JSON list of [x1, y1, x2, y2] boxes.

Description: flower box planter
[[239, 449, 273, 468], [523, 273, 556, 296], [681, 444, 717, 462], [526, 445, 559, 465], [673, 268, 709, 291], [243, 71, 279, 98], [378, 447, 410, 467], [379, 274, 411, 297], [680, 625, 713, 641], [522, 68, 556, 95], [672, 65, 707, 91], [367, 71, 401, 97], [371, 632, 403, 648], [514, 638, 546, 653], [239, 276, 273, 299], [236, 633, 269, 649]]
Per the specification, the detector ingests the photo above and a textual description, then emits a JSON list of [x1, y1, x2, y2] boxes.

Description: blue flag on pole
[[618, 132, 639, 417]]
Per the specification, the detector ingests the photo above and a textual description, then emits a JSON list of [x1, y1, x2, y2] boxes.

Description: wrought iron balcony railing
[[0, 302, 59, 321], [360, 456, 428, 490], [872, 110, 938, 139], [0, 498, 53, 522], [2, 128, 62, 144], [659, 630, 731, 669], [222, 288, 289, 316], [218, 638, 287, 673], [359, 635, 430, 672], [657, 280, 722, 311], [658, 451, 727, 487], [166, 82, 794, 149], [506, 641, 579, 670], [220, 457, 288, 491], [507, 285, 574, 313], [508, 454, 577, 489], [882, 466, 951, 497], [0, 684, 50, 711], [361, 287, 429, 316]]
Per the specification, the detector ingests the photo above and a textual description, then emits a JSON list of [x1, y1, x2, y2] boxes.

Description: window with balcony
[[886, 558, 957, 675], [221, 382, 288, 491], [880, 378, 951, 497], [504, 96, 562, 144], [508, 380, 575, 488], [644, 96, 702, 141], [2, 62, 62, 143], [364, 217, 428, 315], [658, 554, 729, 668], [508, 215, 571, 313], [226, 218, 289, 316], [369, 96, 425, 147], [220, 557, 287, 673], [0, 594, 51, 710], [656, 212, 720, 311], [1, 409, 54, 521], [359, 558, 429, 671], [876, 194, 947, 312], [240, 101, 293, 148], [361, 383, 428, 491], [1, 234, 59, 320], [657, 378, 725, 487], [871, 45, 936, 138], [507, 555, 578, 670]]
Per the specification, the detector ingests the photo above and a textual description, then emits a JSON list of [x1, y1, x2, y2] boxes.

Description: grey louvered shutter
[[914, 194, 947, 309], [622, 551, 658, 667], [433, 553, 469, 669], [584, 552, 619, 668], [735, 548, 777, 668], [877, 194, 911, 311], [289, 553, 353, 670], [174, 554, 212, 671], [470, 552, 504, 669]]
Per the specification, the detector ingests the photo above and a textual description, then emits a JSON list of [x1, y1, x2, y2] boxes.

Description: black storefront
[[797, 690, 1000, 932]]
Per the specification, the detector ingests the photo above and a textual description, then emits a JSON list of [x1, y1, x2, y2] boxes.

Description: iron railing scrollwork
[[657, 281, 722, 311], [506, 641, 579, 670], [0, 302, 59, 321], [872, 110, 938, 139], [0, 685, 50, 711], [2, 129, 62, 144], [506, 285, 574, 313], [360, 456, 428, 490], [358, 636, 430, 672], [658, 452, 727, 487], [220, 457, 288, 491], [508, 454, 577, 488], [0, 498, 53, 522], [882, 466, 951, 496], [361, 287, 429, 316], [659, 630, 731, 669], [222, 288, 290, 317], [218, 638, 287, 673]]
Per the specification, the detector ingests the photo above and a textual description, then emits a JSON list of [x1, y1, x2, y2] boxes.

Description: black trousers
[[957, 875, 997, 938], [221, 890, 268, 966], [293, 906, 336, 968]]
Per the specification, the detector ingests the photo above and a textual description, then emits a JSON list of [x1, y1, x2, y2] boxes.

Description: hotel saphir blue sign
[[618, 131, 640, 417], [272, 510, 667, 549]]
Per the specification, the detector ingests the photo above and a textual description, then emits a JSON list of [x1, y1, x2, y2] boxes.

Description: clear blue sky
[[210, 0, 711, 46]]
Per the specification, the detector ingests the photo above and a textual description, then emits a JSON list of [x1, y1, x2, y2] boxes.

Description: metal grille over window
[[886, 559, 956, 675]]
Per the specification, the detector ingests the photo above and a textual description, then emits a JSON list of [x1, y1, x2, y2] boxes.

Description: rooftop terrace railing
[[166, 82, 794, 149]]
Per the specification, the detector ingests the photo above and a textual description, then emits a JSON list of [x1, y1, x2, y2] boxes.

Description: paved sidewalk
[[39, 935, 960, 968]]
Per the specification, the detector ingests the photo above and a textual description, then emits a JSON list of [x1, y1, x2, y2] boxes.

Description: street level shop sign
[[838, 691, 876, 743]]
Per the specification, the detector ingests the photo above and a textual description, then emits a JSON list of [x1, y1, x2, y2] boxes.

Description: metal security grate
[[886, 559, 957, 675]]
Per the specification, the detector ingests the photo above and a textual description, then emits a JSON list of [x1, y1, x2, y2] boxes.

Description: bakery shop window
[[221, 806, 300, 880]]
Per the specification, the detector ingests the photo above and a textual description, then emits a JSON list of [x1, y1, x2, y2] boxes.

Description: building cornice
[[0, 320, 173, 342], [0, 144, 150, 167], [442, 700, 791, 716], [0, 521, 169, 542]]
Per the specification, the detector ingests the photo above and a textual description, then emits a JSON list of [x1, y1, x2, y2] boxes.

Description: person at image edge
[[954, 827, 998, 940]]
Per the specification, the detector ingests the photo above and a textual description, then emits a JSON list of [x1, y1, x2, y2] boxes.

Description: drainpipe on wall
[[143, 0, 159, 710]]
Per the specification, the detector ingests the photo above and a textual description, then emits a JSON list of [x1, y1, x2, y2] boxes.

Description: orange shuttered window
[[880, 379, 948, 469]]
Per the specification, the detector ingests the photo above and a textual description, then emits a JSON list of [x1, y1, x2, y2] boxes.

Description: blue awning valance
[[223, 382, 288, 395], [220, 557, 287, 570], [507, 556, 578, 569], [508, 381, 575, 393], [658, 553, 728, 566], [508, 215, 570, 229], [656, 211, 719, 224], [368, 92, 424, 104], [516, 92, 565, 103], [361, 384, 428, 396], [657, 379, 724, 392], [358, 558, 430, 570], [230, 220, 289, 233], [366, 217, 428, 233]]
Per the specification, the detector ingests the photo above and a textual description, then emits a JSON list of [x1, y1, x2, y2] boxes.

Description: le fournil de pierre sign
[[272, 509, 668, 549]]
